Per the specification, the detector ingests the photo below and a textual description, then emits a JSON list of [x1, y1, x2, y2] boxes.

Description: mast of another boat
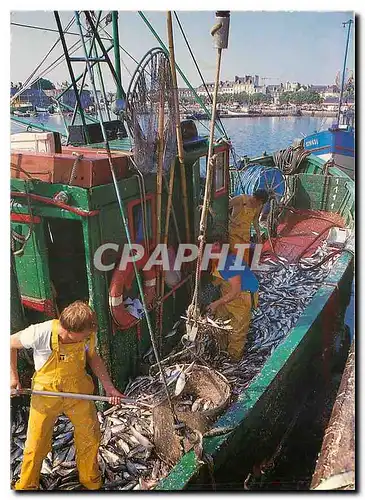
[[112, 12, 123, 101], [336, 19, 353, 126]]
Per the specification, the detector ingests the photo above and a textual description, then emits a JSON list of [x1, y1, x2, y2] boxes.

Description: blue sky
[[10, 11, 355, 91]]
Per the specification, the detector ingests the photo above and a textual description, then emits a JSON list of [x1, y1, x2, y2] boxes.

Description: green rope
[[138, 11, 225, 138]]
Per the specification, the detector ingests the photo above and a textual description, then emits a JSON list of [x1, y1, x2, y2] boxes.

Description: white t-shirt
[[19, 320, 92, 371]]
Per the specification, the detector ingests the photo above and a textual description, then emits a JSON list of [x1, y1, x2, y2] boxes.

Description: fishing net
[[126, 48, 177, 174]]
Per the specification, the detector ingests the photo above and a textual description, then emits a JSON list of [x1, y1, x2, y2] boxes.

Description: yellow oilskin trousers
[[229, 195, 258, 255], [15, 320, 101, 491], [212, 272, 258, 361]]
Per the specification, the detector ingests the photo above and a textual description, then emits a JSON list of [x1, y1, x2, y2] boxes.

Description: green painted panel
[[82, 217, 113, 379], [12, 221, 52, 301], [11, 179, 90, 209], [11, 253, 27, 333]]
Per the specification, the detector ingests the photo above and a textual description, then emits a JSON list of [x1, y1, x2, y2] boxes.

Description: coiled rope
[[272, 143, 310, 175], [232, 164, 286, 201]]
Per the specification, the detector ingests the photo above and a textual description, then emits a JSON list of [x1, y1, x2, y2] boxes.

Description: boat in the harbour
[[227, 108, 249, 117], [10, 10, 354, 491], [12, 110, 31, 118], [304, 123, 354, 179], [303, 20, 355, 180]]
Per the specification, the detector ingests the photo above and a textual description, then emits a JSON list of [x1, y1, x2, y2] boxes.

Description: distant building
[[43, 89, 60, 99], [220, 81, 235, 95], [196, 83, 214, 97], [10, 87, 51, 108], [266, 84, 284, 104], [309, 85, 328, 95], [284, 81, 300, 92], [233, 75, 262, 95], [178, 87, 195, 100], [57, 89, 93, 109], [322, 96, 339, 111], [323, 84, 340, 98], [322, 96, 354, 111]]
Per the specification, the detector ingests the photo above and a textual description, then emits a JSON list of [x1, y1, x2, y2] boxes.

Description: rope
[[187, 42, 224, 326], [68, 153, 84, 185], [272, 143, 310, 175], [232, 164, 286, 202], [11, 181, 34, 257]]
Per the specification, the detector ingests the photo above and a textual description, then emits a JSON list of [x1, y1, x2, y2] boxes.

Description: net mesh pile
[[126, 50, 177, 174]]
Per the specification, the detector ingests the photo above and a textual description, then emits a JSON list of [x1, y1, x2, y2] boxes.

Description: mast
[[337, 19, 353, 126], [112, 11, 123, 100]]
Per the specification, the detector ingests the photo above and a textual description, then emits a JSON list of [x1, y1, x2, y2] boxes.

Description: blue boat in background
[[304, 123, 354, 179], [303, 19, 355, 179]]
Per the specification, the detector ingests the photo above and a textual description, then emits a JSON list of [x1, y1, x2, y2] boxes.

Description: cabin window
[[128, 195, 155, 246], [199, 156, 207, 178], [215, 151, 226, 192]]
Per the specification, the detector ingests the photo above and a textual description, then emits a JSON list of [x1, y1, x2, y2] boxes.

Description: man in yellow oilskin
[[10, 300, 124, 490], [229, 189, 269, 254], [207, 235, 259, 361]]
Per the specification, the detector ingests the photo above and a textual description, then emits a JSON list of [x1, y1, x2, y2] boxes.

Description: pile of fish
[[10, 243, 340, 490], [216, 245, 341, 394], [10, 402, 169, 490]]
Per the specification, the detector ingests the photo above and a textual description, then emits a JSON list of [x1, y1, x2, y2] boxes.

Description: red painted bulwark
[[11, 149, 130, 187], [11, 213, 41, 224], [21, 296, 55, 317]]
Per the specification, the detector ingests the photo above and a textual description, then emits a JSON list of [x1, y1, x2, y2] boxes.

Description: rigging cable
[[11, 12, 112, 103], [11, 16, 76, 103], [173, 11, 228, 140]]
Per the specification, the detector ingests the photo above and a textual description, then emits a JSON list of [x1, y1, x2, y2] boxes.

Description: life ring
[[109, 249, 157, 330]]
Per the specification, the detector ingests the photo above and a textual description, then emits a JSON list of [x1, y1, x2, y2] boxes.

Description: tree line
[[180, 90, 326, 106]]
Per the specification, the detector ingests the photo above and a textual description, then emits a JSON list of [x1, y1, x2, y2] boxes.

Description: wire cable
[[173, 11, 228, 140]]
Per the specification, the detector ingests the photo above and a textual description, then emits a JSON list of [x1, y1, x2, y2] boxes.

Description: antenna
[[337, 19, 354, 125]]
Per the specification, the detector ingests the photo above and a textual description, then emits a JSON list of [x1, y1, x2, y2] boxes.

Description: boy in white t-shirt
[[10, 300, 124, 490]]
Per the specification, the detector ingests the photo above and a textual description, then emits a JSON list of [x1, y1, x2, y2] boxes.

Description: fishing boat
[[303, 20, 355, 180], [10, 10, 355, 490], [226, 108, 249, 117]]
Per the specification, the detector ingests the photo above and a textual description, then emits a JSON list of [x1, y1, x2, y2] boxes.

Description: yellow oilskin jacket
[[229, 195, 259, 252], [211, 260, 258, 361], [15, 320, 102, 490]]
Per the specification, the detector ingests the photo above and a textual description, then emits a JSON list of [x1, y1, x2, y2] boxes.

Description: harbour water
[[11, 114, 334, 159]]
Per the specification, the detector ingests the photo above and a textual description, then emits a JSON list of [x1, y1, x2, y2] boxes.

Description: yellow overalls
[[229, 195, 259, 256], [212, 264, 258, 361], [15, 320, 102, 490]]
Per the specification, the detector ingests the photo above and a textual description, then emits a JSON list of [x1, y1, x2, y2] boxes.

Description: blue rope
[[232, 164, 286, 201]]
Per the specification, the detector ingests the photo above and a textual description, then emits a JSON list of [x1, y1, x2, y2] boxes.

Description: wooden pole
[[199, 47, 222, 233], [156, 64, 165, 257], [155, 60, 166, 354], [167, 11, 190, 243]]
